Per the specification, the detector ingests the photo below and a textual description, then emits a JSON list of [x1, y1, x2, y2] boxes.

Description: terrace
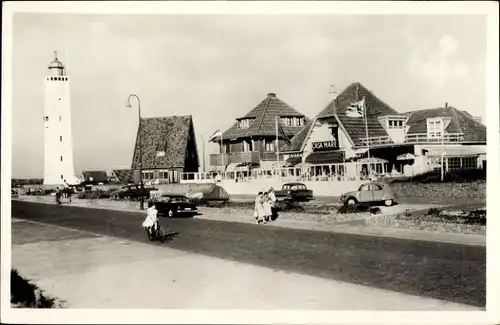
[[357, 133, 466, 148]]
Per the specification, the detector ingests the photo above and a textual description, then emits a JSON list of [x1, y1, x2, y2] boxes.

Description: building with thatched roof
[[281, 82, 486, 175], [131, 115, 199, 183], [209, 92, 310, 171]]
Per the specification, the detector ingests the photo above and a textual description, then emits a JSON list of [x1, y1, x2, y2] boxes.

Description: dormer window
[[388, 120, 404, 128], [427, 117, 446, 139], [281, 117, 304, 127], [239, 118, 253, 129]]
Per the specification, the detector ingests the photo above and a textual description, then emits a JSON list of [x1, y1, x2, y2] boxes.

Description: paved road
[[12, 200, 485, 307]]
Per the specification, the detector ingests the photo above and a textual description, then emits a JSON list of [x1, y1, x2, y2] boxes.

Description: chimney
[[267, 93, 276, 98]]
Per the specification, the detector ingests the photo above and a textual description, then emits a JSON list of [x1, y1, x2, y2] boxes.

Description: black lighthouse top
[[48, 51, 66, 76]]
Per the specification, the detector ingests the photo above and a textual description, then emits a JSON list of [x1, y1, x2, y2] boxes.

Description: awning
[[422, 145, 486, 157], [397, 153, 416, 160], [305, 151, 345, 164]]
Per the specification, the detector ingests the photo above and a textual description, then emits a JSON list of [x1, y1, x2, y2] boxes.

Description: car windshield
[[290, 184, 305, 190], [170, 196, 188, 203], [158, 196, 188, 203]]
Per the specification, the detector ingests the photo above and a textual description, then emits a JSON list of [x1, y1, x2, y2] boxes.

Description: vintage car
[[339, 181, 395, 206], [148, 194, 198, 218], [11, 188, 19, 198], [111, 184, 157, 200], [274, 183, 314, 202]]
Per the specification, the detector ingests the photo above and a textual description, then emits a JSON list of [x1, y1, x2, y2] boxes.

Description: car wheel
[[167, 209, 175, 218], [384, 199, 393, 207], [346, 198, 357, 206]]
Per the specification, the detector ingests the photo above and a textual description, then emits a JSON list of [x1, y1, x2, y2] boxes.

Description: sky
[[11, 13, 487, 178]]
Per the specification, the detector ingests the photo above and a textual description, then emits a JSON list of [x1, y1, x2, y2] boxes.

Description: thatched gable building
[[131, 115, 199, 183]]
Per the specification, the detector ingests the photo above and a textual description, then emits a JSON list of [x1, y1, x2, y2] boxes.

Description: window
[[61, 175, 63, 180], [60, 136, 62, 142], [239, 119, 252, 129], [43, 116, 49, 121], [281, 117, 303, 127], [60, 156, 63, 162], [388, 119, 404, 129], [157, 151, 165, 157], [59, 116, 61, 121], [141, 171, 154, 180], [265, 139, 275, 152]]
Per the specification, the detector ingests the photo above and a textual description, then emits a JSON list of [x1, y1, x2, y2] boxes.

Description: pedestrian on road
[[254, 192, 265, 224], [268, 187, 278, 221], [263, 192, 272, 223], [55, 187, 61, 204]]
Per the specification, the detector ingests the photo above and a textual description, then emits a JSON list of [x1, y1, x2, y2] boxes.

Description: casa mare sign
[[312, 140, 338, 151]]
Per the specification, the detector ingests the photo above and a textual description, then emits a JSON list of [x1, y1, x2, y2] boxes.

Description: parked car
[[148, 195, 198, 218], [339, 181, 395, 207], [11, 188, 19, 198], [275, 183, 314, 202], [112, 184, 157, 200]]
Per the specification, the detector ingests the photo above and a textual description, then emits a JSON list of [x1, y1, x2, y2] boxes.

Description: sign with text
[[312, 140, 338, 151]]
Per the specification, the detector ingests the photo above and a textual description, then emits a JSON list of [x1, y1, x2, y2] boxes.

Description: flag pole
[[363, 96, 371, 179], [276, 116, 279, 165], [220, 130, 224, 172], [441, 120, 444, 181]]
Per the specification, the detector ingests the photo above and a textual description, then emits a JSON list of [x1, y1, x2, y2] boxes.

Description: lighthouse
[[43, 51, 79, 186]]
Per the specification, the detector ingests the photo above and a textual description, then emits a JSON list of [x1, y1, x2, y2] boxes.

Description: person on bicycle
[[142, 203, 159, 232]]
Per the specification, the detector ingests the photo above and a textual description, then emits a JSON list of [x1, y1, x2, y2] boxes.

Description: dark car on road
[[274, 183, 314, 202], [148, 195, 198, 218], [112, 184, 157, 200]]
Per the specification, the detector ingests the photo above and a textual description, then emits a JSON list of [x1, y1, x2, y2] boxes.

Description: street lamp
[[126, 94, 144, 210]]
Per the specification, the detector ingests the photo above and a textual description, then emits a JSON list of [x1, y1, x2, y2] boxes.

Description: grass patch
[[337, 203, 371, 214], [11, 269, 62, 308], [76, 189, 113, 200], [397, 208, 486, 226], [392, 168, 485, 184]]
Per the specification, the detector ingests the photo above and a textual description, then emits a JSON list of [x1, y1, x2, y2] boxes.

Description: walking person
[[268, 187, 278, 221], [254, 192, 265, 224], [55, 187, 61, 204], [263, 192, 272, 223]]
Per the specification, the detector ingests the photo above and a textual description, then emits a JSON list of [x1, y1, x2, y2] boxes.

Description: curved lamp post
[[126, 94, 144, 210]]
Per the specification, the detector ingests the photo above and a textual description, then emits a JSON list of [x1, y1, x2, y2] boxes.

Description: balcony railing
[[359, 136, 393, 147], [210, 151, 260, 166], [405, 133, 465, 143], [358, 133, 465, 147]]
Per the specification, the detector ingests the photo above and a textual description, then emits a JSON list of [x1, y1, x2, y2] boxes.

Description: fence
[[180, 161, 390, 184]]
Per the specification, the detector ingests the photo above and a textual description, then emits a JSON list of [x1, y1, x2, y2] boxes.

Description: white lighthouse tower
[[43, 51, 79, 186]]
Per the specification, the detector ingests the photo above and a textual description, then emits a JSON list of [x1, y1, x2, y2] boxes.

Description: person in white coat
[[142, 204, 159, 231], [263, 192, 272, 223], [254, 192, 265, 224]]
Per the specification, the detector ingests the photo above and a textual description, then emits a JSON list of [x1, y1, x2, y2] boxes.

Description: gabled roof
[[319, 82, 399, 146], [131, 115, 198, 170], [82, 170, 108, 182], [113, 169, 134, 184], [213, 93, 310, 141], [405, 106, 486, 142]]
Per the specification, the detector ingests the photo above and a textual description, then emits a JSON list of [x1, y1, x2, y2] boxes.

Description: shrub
[[337, 203, 371, 214], [425, 207, 442, 217], [11, 269, 60, 308], [76, 190, 110, 200]]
